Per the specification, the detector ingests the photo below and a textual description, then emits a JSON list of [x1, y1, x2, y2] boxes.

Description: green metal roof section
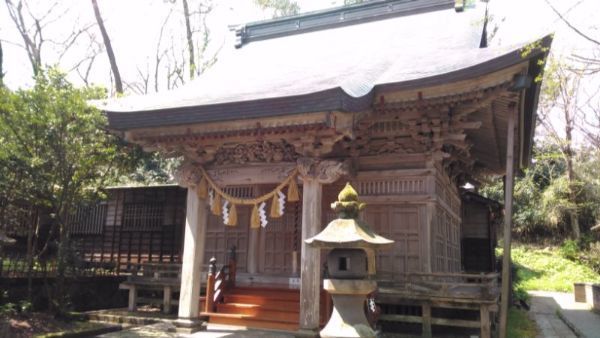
[[235, 0, 455, 48]]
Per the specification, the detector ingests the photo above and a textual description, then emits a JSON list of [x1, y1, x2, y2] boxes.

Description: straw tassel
[[196, 176, 208, 199], [226, 203, 238, 226], [250, 204, 260, 229], [287, 176, 299, 202], [211, 193, 222, 216], [270, 191, 283, 218]]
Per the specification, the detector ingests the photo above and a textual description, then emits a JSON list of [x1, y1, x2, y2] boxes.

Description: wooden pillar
[[480, 304, 491, 338], [177, 188, 208, 320], [499, 108, 516, 338], [422, 303, 432, 338], [296, 157, 348, 334], [128, 285, 137, 311], [247, 228, 259, 274], [299, 178, 322, 332], [163, 285, 172, 314]]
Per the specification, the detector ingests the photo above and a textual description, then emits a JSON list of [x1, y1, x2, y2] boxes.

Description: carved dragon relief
[[296, 157, 351, 184], [213, 140, 299, 165]]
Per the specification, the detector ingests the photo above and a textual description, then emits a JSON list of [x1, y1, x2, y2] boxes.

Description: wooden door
[[204, 206, 250, 272], [259, 204, 301, 275], [364, 204, 421, 277]]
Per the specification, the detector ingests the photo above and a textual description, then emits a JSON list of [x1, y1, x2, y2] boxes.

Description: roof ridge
[[235, 0, 455, 48]]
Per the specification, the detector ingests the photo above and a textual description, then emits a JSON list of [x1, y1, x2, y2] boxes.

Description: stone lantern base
[[320, 279, 377, 338]]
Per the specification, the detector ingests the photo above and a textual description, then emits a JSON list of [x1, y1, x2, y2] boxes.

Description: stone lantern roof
[[305, 183, 394, 249]]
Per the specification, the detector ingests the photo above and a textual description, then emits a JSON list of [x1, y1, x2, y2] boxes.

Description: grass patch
[[512, 245, 600, 292], [507, 308, 537, 338]]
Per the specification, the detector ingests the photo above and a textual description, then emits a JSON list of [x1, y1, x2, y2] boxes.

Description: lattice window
[[356, 178, 426, 196], [223, 186, 255, 199], [122, 202, 164, 231], [68, 203, 107, 235]]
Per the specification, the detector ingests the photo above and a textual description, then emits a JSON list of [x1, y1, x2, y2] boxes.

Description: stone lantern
[[306, 183, 393, 338]]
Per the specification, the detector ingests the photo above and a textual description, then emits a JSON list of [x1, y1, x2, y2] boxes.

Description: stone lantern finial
[[305, 183, 393, 249], [331, 183, 366, 219]]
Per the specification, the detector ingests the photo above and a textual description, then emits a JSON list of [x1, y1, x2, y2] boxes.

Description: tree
[[91, 0, 123, 94], [255, 0, 300, 18], [0, 69, 138, 313], [4, 0, 98, 80], [539, 61, 585, 239], [0, 40, 5, 86]]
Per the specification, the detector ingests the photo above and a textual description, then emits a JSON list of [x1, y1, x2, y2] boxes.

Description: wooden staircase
[[199, 248, 331, 332], [203, 285, 300, 331], [202, 285, 331, 332]]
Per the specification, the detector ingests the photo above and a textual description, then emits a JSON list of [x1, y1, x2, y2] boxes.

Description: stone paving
[[529, 290, 600, 338], [528, 290, 600, 338], [528, 292, 577, 338], [98, 322, 295, 338]]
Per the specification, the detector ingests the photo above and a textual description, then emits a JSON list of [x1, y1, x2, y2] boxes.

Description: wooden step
[[226, 289, 300, 301], [223, 295, 299, 308], [216, 303, 299, 323], [218, 302, 299, 314], [231, 285, 299, 293], [207, 313, 298, 332]]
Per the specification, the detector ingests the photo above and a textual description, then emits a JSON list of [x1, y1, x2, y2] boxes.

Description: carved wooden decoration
[[296, 158, 351, 184], [213, 141, 298, 165]]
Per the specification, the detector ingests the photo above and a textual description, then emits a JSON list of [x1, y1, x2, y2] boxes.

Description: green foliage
[[507, 308, 538, 338], [0, 68, 142, 314], [255, 0, 300, 18], [512, 245, 600, 292], [580, 241, 600, 274], [481, 143, 600, 241], [559, 239, 579, 260]]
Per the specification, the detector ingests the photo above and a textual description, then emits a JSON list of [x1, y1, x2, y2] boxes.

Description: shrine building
[[97, 0, 551, 336]]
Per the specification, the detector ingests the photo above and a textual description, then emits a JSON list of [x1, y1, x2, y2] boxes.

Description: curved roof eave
[[104, 35, 552, 133]]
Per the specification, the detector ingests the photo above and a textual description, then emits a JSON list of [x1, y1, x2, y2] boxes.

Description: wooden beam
[[499, 107, 516, 338], [422, 303, 432, 338], [299, 178, 322, 333], [177, 189, 208, 319], [206, 163, 296, 186], [480, 304, 491, 338], [379, 314, 481, 329]]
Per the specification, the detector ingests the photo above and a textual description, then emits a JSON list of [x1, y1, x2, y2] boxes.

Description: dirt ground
[[0, 312, 103, 338]]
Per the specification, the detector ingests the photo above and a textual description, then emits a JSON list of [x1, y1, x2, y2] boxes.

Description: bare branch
[[91, 0, 123, 94], [544, 0, 600, 46]]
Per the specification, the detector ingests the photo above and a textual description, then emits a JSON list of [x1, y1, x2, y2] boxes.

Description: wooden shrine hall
[[98, 0, 551, 336]]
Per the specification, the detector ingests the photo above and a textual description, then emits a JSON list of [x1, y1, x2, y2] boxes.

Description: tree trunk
[[91, 0, 123, 94], [566, 150, 580, 239], [182, 0, 196, 79], [54, 221, 68, 316], [0, 40, 4, 86], [565, 108, 580, 240], [26, 209, 37, 304]]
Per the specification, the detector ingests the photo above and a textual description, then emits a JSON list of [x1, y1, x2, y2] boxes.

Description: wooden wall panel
[[70, 186, 186, 274], [259, 208, 300, 275], [364, 204, 421, 277], [204, 207, 249, 272]]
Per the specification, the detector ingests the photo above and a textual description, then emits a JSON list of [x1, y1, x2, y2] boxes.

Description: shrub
[[580, 241, 600, 274], [559, 239, 579, 260]]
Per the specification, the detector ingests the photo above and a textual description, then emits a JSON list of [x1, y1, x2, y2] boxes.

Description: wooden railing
[[377, 272, 500, 338], [204, 246, 237, 313], [379, 272, 499, 298]]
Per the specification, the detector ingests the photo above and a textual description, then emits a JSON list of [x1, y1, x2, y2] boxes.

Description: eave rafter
[[346, 82, 518, 184], [129, 120, 349, 164]]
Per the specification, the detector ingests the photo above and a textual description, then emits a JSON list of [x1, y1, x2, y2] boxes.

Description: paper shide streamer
[[195, 166, 300, 228]]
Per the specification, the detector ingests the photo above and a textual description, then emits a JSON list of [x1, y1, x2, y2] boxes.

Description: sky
[[0, 0, 599, 93]]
